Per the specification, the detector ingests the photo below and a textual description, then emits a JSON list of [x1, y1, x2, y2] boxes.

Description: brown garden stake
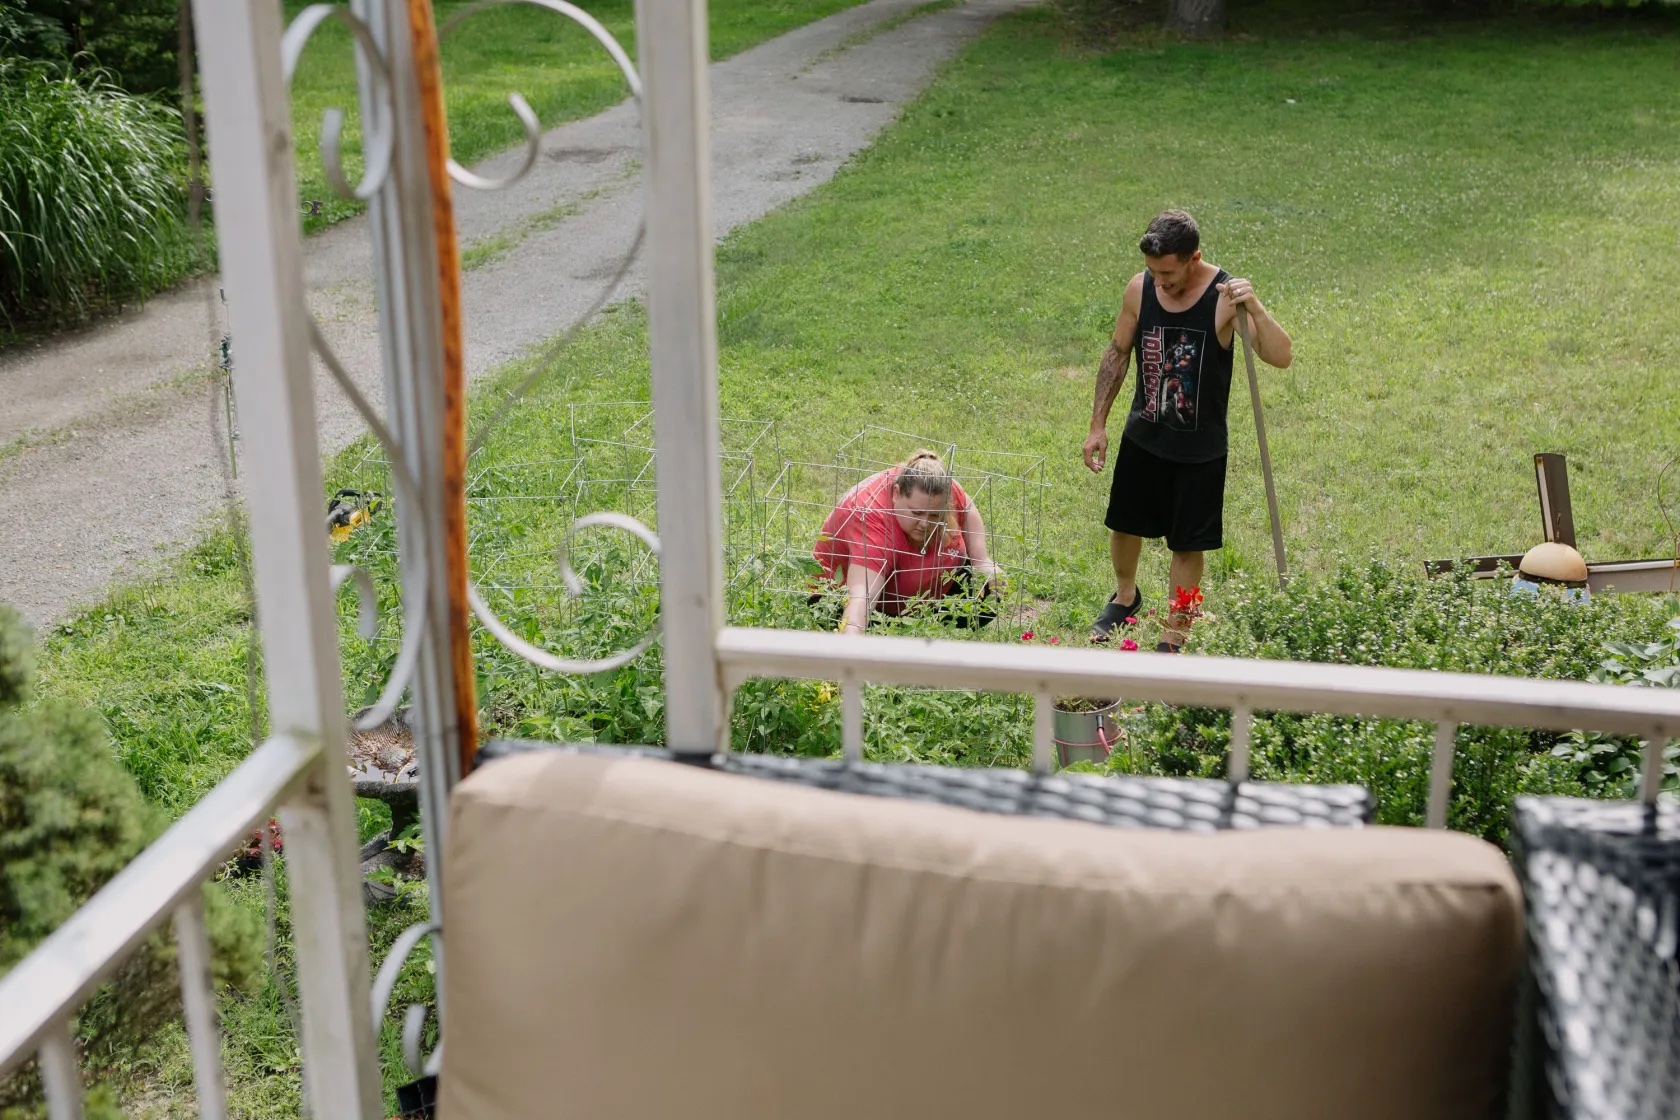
[[408, 0, 479, 777], [1238, 305, 1289, 590]]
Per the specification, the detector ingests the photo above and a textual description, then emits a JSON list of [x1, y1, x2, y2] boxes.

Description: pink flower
[[1048, 636, 1060, 645], [1124, 616, 1138, 626], [1020, 631, 1034, 641], [1120, 639, 1139, 651]]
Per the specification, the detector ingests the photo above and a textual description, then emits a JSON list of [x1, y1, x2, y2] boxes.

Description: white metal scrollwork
[[287, 0, 658, 702], [280, 5, 396, 200], [437, 0, 644, 191], [371, 920, 443, 1077], [310, 319, 432, 731], [468, 512, 662, 675]]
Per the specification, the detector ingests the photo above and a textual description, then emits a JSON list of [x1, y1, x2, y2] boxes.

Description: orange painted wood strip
[[407, 0, 479, 775]]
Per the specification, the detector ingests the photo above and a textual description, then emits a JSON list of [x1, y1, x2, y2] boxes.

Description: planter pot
[[1052, 699, 1122, 768]]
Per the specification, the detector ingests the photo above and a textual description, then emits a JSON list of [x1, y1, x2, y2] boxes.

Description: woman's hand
[[971, 557, 1003, 596], [842, 564, 888, 634]]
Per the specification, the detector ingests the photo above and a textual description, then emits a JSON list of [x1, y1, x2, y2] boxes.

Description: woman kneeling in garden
[[813, 449, 1002, 634]]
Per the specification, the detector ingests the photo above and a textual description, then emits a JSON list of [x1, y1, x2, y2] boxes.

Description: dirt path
[[0, 0, 1025, 628]]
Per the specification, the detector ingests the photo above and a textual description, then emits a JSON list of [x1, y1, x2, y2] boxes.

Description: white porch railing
[[0, 735, 323, 1118], [716, 627, 1680, 821]]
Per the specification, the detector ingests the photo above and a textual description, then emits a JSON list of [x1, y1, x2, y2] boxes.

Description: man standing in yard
[[1082, 210, 1293, 649]]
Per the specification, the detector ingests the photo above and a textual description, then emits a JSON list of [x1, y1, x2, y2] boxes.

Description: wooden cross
[[1424, 453, 1679, 595]]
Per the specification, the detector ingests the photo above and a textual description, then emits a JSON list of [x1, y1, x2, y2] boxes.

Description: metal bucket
[[1052, 699, 1122, 768]]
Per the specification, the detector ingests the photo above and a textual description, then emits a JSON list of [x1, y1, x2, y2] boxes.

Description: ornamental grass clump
[[0, 58, 193, 328]]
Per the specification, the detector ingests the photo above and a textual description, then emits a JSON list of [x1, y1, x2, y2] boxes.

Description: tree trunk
[[1167, 0, 1226, 38]]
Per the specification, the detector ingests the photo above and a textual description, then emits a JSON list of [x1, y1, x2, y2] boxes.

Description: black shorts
[[1103, 437, 1226, 552]]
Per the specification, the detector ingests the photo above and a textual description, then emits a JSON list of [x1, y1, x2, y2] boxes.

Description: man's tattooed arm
[[1091, 340, 1129, 429]]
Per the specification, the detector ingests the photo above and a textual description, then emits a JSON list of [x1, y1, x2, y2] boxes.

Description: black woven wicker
[[477, 739, 1372, 832], [1509, 797, 1680, 1120]]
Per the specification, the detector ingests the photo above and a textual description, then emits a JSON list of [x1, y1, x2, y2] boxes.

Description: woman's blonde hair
[[894, 449, 960, 536]]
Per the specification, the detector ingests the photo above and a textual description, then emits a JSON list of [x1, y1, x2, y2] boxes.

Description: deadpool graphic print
[[1138, 325, 1206, 432]]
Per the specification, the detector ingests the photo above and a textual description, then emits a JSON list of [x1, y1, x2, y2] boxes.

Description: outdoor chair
[[1507, 797, 1680, 1120], [437, 745, 1523, 1119]]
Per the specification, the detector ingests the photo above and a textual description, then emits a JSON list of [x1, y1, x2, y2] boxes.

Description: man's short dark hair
[[1138, 210, 1199, 259]]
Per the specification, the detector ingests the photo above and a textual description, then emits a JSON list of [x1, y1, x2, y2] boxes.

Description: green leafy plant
[[0, 0, 68, 61], [1109, 563, 1674, 842], [388, 821, 424, 856], [1552, 599, 1680, 796]]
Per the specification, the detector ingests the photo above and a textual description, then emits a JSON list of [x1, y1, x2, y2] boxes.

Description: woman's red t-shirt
[[814, 467, 970, 615]]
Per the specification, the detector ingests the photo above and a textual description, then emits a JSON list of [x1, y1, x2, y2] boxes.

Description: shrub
[[82, 0, 181, 98], [1110, 562, 1676, 842], [1551, 605, 1680, 797], [0, 57, 193, 328], [0, 604, 260, 1113], [0, 0, 68, 60]]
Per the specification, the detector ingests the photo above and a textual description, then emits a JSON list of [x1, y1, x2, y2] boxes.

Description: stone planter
[[350, 706, 421, 906]]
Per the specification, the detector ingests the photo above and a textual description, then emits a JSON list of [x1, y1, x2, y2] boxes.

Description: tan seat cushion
[[440, 750, 1522, 1120]]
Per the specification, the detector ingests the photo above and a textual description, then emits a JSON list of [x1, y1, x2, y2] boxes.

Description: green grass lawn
[[17, 1, 1680, 1113], [285, 0, 873, 229], [451, 0, 1680, 613]]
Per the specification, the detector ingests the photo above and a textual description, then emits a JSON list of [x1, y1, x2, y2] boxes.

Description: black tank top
[[1122, 268, 1234, 464]]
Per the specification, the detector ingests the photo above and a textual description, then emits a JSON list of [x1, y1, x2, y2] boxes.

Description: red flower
[[1170, 585, 1204, 614], [239, 818, 283, 861], [1048, 636, 1060, 645], [1120, 638, 1139, 651], [1020, 631, 1034, 641]]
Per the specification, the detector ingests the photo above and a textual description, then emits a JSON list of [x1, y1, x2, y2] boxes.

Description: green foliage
[[1551, 601, 1680, 795], [1109, 563, 1675, 841], [0, 603, 260, 1113], [0, 57, 194, 327], [0, 0, 68, 60], [82, 0, 179, 97], [0, 698, 151, 965], [0, 606, 32, 708], [0, 0, 180, 93]]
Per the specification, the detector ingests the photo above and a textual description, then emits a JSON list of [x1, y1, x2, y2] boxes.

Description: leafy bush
[[0, 604, 260, 1113], [1109, 562, 1676, 842], [1, 1, 179, 93], [81, 0, 181, 98], [0, 0, 67, 60], [1551, 604, 1680, 797], [0, 57, 193, 328]]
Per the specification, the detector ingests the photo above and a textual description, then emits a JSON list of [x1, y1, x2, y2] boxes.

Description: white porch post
[[636, 0, 729, 754], [192, 1, 383, 1116]]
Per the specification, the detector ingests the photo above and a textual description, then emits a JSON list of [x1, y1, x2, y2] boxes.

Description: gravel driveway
[[0, 0, 1025, 628]]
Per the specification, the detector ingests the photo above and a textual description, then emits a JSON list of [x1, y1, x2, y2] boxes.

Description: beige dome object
[[1518, 541, 1588, 585]]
